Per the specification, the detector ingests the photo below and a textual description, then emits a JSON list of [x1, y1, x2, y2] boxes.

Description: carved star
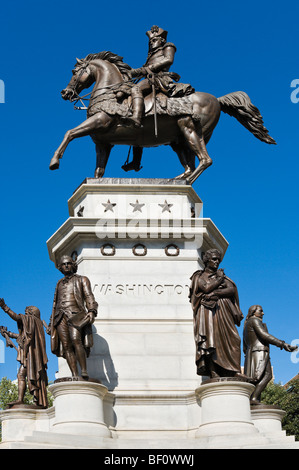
[[102, 199, 116, 212], [77, 206, 84, 217], [130, 200, 145, 212], [159, 200, 173, 213]]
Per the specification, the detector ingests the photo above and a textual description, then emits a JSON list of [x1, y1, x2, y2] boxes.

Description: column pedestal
[[195, 378, 257, 437], [46, 178, 228, 437], [49, 379, 111, 438], [0, 406, 53, 443], [251, 404, 286, 435]]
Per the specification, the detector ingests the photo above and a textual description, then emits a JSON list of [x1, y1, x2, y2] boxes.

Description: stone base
[[195, 378, 257, 437], [1, 430, 298, 449], [0, 407, 54, 443], [47, 178, 220, 436], [1, 384, 299, 449], [110, 390, 200, 440], [49, 380, 111, 438], [251, 404, 286, 435]]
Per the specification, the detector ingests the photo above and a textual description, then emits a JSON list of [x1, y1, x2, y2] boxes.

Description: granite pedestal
[[46, 178, 228, 439], [1, 178, 298, 448]]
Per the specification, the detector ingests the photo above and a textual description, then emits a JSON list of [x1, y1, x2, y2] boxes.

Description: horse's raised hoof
[[49, 159, 60, 170]]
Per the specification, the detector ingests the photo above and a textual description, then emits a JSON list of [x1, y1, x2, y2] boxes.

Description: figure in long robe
[[189, 249, 244, 378], [0, 299, 48, 408]]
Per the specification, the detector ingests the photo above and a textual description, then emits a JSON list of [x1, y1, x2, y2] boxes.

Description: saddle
[[149, 92, 167, 114], [87, 86, 195, 121], [124, 92, 193, 121]]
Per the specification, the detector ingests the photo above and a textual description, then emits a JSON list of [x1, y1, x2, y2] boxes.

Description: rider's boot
[[125, 96, 144, 128]]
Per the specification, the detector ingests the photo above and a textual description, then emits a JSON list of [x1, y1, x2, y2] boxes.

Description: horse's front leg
[[94, 143, 113, 178], [49, 113, 113, 170]]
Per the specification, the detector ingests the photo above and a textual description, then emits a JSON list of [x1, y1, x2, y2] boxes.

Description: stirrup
[[122, 161, 143, 172]]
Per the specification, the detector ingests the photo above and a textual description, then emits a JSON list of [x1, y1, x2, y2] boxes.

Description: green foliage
[[0, 376, 53, 409], [47, 387, 54, 407], [261, 381, 286, 406], [0, 377, 18, 409], [261, 378, 299, 440]]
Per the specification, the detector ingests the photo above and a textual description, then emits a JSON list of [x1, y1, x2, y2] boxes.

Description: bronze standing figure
[[0, 300, 48, 408], [48, 255, 98, 380], [49, 26, 276, 184], [243, 305, 297, 405], [189, 249, 246, 379]]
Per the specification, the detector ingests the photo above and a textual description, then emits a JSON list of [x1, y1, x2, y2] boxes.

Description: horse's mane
[[77, 51, 132, 78]]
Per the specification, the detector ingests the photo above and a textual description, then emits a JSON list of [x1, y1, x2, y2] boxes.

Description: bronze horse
[[50, 52, 276, 184]]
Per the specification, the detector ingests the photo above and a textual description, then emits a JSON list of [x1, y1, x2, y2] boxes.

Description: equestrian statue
[[49, 26, 276, 184]]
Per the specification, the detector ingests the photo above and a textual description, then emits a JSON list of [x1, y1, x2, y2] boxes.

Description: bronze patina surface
[[50, 26, 275, 184]]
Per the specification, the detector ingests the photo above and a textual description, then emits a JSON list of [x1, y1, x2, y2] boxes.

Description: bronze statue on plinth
[[0, 300, 48, 409], [243, 304, 297, 405], [189, 249, 247, 380], [48, 255, 98, 380], [49, 25, 276, 184]]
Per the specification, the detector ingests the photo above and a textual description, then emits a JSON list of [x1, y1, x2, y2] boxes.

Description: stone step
[[3, 429, 297, 450], [23, 430, 113, 449]]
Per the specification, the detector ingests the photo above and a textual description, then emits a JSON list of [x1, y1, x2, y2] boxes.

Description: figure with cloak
[[189, 249, 245, 379], [0, 299, 48, 408]]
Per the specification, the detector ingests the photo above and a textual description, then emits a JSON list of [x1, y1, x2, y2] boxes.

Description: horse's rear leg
[[177, 116, 212, 184], [94, 143, 113, 178], [171, 142, 195, 180], [49, 113, 113, 170]]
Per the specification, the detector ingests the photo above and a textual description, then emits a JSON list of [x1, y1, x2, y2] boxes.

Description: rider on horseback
[[127, 25, 194, 127], [122, 25, 194, 172], [50, 28, 276, 181]]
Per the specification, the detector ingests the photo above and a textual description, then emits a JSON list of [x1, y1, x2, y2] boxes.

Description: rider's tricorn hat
[[146, 25, 168, 41]]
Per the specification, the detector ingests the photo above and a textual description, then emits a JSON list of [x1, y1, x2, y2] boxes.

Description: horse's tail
[[218, 91, 276, 145]]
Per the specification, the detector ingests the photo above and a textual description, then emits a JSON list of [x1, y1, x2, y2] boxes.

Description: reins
[[70, 68, 141, 110]]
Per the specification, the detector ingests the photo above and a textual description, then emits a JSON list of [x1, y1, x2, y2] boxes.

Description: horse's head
[[61, 52, 132, 106], [61, 58, 94, 101]]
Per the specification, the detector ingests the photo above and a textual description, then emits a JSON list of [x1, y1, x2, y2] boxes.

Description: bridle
[[67, 64, 92, 110], [67, 62, 142, 110]]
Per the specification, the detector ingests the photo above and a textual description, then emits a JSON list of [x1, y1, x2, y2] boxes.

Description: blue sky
[[0, 0, 298, 384]]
